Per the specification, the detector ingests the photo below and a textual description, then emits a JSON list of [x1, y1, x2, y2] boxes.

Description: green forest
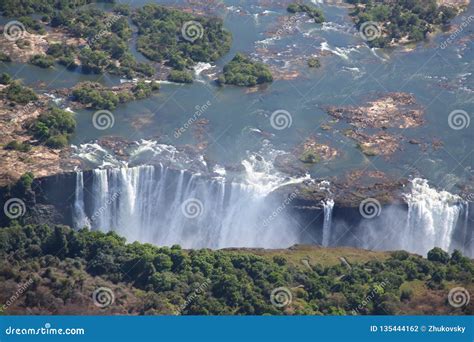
[[0, 1, 232, 81], [132, 4, 232, 68], [72, 81, 160, 110], [219, 53, 273, 86], [347, 0, 459, 47], [28, 107, 76, 148], [1, 224, 472, 315], [287, 3, 325, 23]]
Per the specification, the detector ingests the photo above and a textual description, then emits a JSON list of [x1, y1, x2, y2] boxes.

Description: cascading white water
[[71, 138, 471, 254], [403, 178, 467, 255], [73, 171, 90, 229], [73, 164, 304, 249], [313, 178, 470, 256], [321, 199, 334, 247]]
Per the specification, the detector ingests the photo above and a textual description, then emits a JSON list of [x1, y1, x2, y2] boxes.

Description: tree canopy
[[219, 53, 273, 87], [1, 224, 472, 315], [133, 4, 231, 68], [347, 0, 459, 47]]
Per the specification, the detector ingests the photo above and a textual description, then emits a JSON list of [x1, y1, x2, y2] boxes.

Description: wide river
[[1, 0, 473, 190]]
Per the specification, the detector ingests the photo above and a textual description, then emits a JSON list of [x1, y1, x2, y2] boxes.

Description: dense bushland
[[347, 0, 459, 47], [0, 224, 472, 315]]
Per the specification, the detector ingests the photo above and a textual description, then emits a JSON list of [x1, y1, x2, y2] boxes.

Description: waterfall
[[463, 204, 472, 257], [321, 199, 334, 247], [73, 165, 301, 249], [73, 171, 90, 229], [72, 164, 471, 255], [403, 178, 467, 255], [316, 178, 470, 256]]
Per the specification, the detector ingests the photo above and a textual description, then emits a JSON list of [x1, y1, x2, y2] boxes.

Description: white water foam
[[321, 22, 353, 35], [73, 171, 90, 229], [320, 41, 360, 60], [403, 178, 466, 254], [72, 140, 310, 248], [322, 199, 334, 247], [71, 143, 125, 168], [241, 143, 310, 195], [193, 62, 214, 83], [74, 164, 303, 249], [342, 66, 366, 79], [312, 178, 470, 255]]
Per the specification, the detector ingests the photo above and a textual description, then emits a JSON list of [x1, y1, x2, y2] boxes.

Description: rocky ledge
[[326, 93, 424, 130], [325, 92, 428, 157]]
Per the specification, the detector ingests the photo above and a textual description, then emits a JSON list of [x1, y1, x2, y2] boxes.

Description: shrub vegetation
[[29, 55, 55, 68], [346, 0, 459, 47], [2, 81, 38, 105], [4, 140, 31, 152], [287, 3, 325, 23], [0, 224, 472, 315], [219, 53, 273, 86], [132, 4, 232, 68], [72, 81, 159, 109], [28, 107, 76, 148]]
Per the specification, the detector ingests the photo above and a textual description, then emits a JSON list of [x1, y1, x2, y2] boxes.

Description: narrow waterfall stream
[[322, 199, 334, 247]]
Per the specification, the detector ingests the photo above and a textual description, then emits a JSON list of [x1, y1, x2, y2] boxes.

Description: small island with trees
[[287, 2, 326, 23], [218, 53, 273, 87], [346, 0, 463, 47]]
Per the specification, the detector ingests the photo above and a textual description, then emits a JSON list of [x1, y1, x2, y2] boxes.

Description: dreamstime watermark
[[300, 258, 313, 270], [359, 198, 381, 219], [3, 198, 26, 219], [5, 323, 85, 336], [359, 21, 382, 42], [17, 102, 37, 117], [90, 191, 121, 223], [174, 100, 212, 138], [448, 109, 470, 130], [270, 109, 292, 130], [448, 287, 470, 308], [0, 278, 33, 313], [261, 14, 300, 48], [270, 286, 292, 308], [181, 21, 204, 43], [3, 20, 26, 42], [262, 191, 298, 228], [181, 198, 204, 219], [402, 163, 421, 177], [351, 280, 389, 314], [87, 14, 121, 46], [92, 110, 115, 130], [92, 287, 115, 308], [175, 280, 210, 314], [462, 192, 474, 202], [440, 15, 474, 49]]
